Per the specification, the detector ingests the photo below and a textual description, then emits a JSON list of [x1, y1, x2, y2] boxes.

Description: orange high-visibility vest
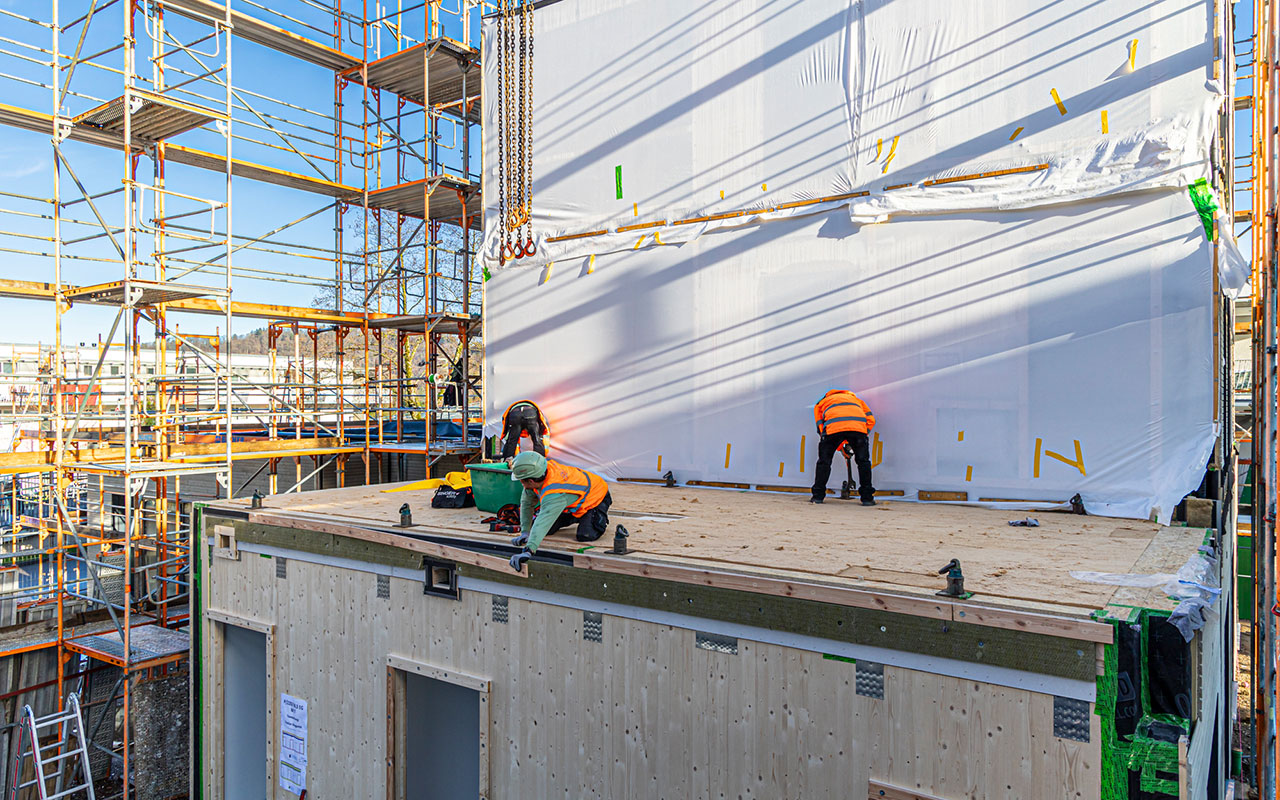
[[815, 390, 875, 436], [503, 400, 550, 438], [537, 459, 609, 517]]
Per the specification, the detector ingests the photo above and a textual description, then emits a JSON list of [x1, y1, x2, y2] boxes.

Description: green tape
[[822, 653, 856, 664], [482, 265, 491, 282], [615, 165, 623, 200], [1096, 636, 1126, 800], [1187, 178, 1218, 242]]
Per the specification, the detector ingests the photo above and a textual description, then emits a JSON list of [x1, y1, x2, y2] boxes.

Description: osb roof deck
[[212, 481, 1202, 625]]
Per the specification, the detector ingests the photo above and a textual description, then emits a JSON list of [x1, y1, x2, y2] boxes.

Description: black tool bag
[[431, 485, 475, 508]]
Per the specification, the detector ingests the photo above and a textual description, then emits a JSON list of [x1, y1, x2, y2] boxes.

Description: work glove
[[511, 532, 530, 548], [509, 550, 531, 573]]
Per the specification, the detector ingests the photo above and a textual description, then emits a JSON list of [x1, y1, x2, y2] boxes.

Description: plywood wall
[[201, 550, 1101, 800]]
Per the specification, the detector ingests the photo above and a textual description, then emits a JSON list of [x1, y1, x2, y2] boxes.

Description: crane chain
[[496, 0, 508, 262]]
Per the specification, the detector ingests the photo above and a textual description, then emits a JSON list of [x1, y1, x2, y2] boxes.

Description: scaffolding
[[0, 0, 483, 795]]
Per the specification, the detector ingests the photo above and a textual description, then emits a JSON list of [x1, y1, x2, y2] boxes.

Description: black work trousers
[[811, 431, 874, 502], [547, 491, 612, 542], [500, 405, 546, 457]]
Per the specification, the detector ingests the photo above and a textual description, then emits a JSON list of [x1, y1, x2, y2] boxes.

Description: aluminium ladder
[[7, 694, 96, 800]]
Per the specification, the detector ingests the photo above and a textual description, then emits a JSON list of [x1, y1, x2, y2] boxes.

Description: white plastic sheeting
[[482, 0, 1226, 522], [481, 0, 1222, 265]]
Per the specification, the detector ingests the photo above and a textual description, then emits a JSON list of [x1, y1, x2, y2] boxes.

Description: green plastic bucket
[[466, 462, 523, 513]]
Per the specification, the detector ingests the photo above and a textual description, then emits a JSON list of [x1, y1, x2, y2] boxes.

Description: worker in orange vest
[[811, 389, 876, 505], [507, 451, 611, 571], [499, 399, 549, 458]]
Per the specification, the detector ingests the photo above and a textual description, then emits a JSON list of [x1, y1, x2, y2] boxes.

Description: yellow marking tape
[[778, 462, 785, 478], [653, 231, 665, 245], [957, 430, 964, 442], [1051, 88, 1067, 115], [633, 235, 646, 250], [881, 136, 900, 173], [1034, 437, 1042, 478], [762, 183, 767, 192], [1129, 38, 1138, 71], [724, 443, 732, 469], [799, 436, 806, 472], [541, 263, 553, 283], [871, 432, 882, 468], [657, 455, 662, 472], [876, 138, 883, 160], [1101, 109, 1108, 134], [587, 254, 595, 274], [633, 202, 638, 217], [1044, 439, 1087, 477], [1009, 126, 1024, 141], [965, 465, 973, 482], [720, 190, 725, 199]]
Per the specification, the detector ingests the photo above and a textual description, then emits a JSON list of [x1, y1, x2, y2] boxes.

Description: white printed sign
[[278, 694, 308, 795]]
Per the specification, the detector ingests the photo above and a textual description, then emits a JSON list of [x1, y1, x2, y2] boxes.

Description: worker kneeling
[[508, 451, 611, 571], [811, 388, 876, 506]]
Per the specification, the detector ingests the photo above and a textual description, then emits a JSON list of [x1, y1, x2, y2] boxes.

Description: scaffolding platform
[[0, 617, 121, 660], [156, 0, 360, 71], [65, 624, 189, 669], [66, 279, 228, 307], [344, 38, 481, 121], [0, 102, 360, 199], [366, 441, 480, 458], [73, 90, 220, 143], [364, 175, 480, 226], [367, 311, 480, 335]]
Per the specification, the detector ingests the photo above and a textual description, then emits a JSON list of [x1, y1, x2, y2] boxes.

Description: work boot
[[809, 495, 824, 504], [861, 498, 877, 506]]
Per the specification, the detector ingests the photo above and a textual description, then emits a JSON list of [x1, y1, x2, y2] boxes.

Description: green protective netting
[[1096, 638, 1126, 800], [1187, 178, 1218, 242], [1096, 612, 1193, 800], [1127, 715, 1189, 796]]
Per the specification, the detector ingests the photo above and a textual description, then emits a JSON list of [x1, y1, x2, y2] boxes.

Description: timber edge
[[201, 502, 1116, 648]]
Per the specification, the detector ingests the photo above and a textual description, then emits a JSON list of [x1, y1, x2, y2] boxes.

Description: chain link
[[496, 0, 508, 261], [495, 0, 533, 261], [523, 0, 534, 249]]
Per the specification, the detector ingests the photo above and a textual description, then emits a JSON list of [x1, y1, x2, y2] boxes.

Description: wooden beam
[[247, 511, 525, 578], [574, 551, 951, 620], [949, 603, 1113, 644], [574, 551, 1113, 643], [171, 437, 342, 457], [868, 780, 948, 800]]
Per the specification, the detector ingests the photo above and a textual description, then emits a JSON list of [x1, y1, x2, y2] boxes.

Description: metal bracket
[[422, 557, 459, 600], [694, 631, 738, 655], [583, 611, 602, 642], [491, 595, 509, 624], [1052, 696, 1090, 742], [855, 660, 885, 699]]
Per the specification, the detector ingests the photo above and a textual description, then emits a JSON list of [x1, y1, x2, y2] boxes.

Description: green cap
[[510, 451, 547, 482]]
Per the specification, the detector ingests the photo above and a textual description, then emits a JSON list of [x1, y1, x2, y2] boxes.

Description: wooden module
[[234, 479, 1196, 620]]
